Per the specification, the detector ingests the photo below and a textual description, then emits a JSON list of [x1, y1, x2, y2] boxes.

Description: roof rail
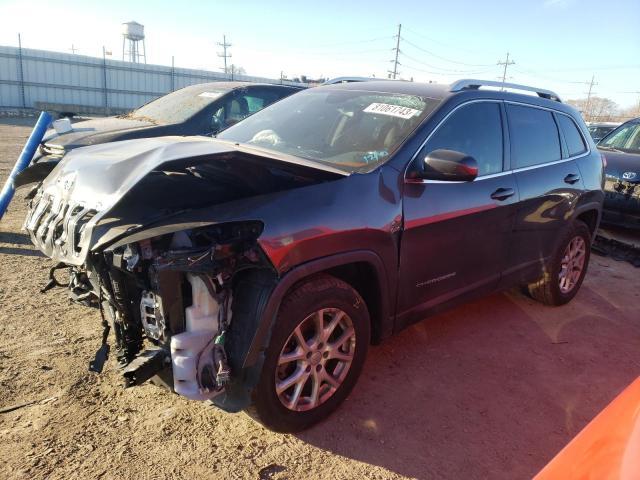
[[450, 79, 562, 102]]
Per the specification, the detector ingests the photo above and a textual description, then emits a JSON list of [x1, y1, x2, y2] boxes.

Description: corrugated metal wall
[[0, 45, 306, 112]]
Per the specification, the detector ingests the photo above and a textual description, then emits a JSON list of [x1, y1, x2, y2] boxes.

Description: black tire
[[248, 274, 370, 432], [527, 220, 591, 306]]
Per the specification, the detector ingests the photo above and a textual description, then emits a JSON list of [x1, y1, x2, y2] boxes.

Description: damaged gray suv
[[21, 80, 604, 432]]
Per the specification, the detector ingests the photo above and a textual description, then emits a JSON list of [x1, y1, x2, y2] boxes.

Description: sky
[[0, 0, 638, 108]]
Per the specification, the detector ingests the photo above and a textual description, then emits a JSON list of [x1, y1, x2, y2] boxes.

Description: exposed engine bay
[[51, 221, 266, 401]]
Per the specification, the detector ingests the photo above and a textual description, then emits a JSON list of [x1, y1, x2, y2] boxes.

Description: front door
[[397, 100, 518, 326]]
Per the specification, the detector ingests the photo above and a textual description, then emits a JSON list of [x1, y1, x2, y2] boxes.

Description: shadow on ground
[[0, 231, 43, 257], [297, 286, 640, 479], [0, 231, 32, 245]]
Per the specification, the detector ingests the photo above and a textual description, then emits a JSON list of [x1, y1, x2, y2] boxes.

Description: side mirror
[[411, 149, 478, 182]]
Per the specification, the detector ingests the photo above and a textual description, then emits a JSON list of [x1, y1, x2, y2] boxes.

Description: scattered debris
[[0, 396, 57, 414], [593, 233, 640, 267]]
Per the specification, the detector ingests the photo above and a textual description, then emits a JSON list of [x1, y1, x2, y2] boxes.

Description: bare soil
[[1, 118, 639, 480]]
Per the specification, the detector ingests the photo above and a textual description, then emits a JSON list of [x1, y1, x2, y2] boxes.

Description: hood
[[24, 136, 346, 265], [599, 147, 640, 183], [41, 116, 157, 149]]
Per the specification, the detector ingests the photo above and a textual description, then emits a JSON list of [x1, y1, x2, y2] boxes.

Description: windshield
[[599, 122, 640, 153], [217, 87, 440, 171], [588, 126, 616, 141], [130, 85, 230, 124]]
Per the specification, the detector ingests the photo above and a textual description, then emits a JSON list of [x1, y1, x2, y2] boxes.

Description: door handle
[[490, 187, 515, 201], [564, 173, 581, 185]]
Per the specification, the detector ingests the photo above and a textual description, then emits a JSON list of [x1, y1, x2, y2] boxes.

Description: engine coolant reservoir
[[171, 273, 221, 400], [185, 274, 220, 331]]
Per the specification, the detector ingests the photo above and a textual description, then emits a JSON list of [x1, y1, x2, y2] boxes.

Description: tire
[[527, 220, 591, 306], [248, 274, 370, 432]]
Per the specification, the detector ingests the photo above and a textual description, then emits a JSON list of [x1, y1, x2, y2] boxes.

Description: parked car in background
[[322, 76, 382, 84], [587, 122, 620, 142], [31, 82, 302, 164], [20, 79, 603, 432], [598, 117, 640, 229]]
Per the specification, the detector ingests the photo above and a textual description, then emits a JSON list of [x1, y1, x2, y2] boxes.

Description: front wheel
[[527, 220, 591, 306], [248, 275, 370, 432]]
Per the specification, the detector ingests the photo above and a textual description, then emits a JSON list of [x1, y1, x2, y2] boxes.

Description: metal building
[[0, 45, 305, 115]]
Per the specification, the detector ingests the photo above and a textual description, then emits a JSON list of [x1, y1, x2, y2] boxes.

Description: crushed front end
[[20, 136, 345, 409], [25, 195, 269, 402]]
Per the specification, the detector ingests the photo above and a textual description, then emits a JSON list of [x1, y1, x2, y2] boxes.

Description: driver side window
[[420, 102, 504, 176]]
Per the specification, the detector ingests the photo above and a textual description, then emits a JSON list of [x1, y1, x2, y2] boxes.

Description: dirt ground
[[0, 118, 639, 480]]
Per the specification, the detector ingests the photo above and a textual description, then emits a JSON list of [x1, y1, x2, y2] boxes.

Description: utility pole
[[584, 75, 598, 120], [17, 34, 25, 108], [171, 56, 175, 92], [389, 24, 402, 80], [102, 46, 109, 114], [217, 35, 232, 74], [497, 52, 515, 89], [70, 44, 78, 54]]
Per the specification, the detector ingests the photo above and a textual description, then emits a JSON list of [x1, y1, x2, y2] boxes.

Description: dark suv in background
[[21, 79, 604, 432]]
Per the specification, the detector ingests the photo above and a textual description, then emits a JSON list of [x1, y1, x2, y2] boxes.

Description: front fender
[[213, 249, 391, 413]]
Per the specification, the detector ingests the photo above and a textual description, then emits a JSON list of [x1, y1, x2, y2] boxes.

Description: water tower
[[122, 21, 146, 63]]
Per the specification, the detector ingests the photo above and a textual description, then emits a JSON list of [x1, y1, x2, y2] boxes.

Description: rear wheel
[[249, 275, 370, 432], [527, 220, 591, 306]]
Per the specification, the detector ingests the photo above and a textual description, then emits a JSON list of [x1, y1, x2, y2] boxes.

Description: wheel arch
[[242, 250, 391, 370], [573, 203, 602, 239]]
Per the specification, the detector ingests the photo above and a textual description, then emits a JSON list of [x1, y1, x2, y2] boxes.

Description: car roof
[[176, 81, 300, 94], [320, 80, 452, 99], [588, 122, 620, 127], [320, 79, 583, 117]]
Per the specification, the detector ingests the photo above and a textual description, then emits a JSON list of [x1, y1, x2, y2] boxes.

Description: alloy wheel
[[558, 236, 587, 293], [275, 308, 356, 412]]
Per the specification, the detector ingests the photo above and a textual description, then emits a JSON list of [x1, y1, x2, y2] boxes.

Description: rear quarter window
[[557, 114, 587, 157], [507, 104, 561, 168]]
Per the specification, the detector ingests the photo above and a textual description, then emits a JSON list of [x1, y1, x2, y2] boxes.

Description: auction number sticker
[[363, 103, 421, 119]]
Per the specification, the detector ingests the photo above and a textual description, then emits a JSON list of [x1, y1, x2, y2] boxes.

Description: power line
[[497, 53, 515, 88], [402, 25, 488, 56], [401, 35, 493, 67], [402, 62, 493, 77], [400, 51, 494, 74], [217, 35, 232, 74]]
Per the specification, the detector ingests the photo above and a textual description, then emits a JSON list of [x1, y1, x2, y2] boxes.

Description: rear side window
[[557, 114, 587, 156], [507, 104, 561, 168], [422, 102, 503, 176]]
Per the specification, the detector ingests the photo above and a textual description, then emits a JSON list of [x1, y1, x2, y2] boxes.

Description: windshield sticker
[[362, 150, 389, 163], [198, 92, 222, 98], [363, 103, 421, 119]]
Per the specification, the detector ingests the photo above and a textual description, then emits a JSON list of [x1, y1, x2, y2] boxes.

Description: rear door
[[397, 101, 519, 326], [503, 103, 587, 285]]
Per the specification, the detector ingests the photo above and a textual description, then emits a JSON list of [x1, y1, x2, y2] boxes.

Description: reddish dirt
[[1, 118, 639, 480]]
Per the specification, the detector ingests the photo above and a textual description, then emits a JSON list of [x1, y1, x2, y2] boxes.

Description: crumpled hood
[[599, 148, 640, 183], [39, 136, 223, 211], [42, 117, 157, 149], [24, 136, 345, 265]]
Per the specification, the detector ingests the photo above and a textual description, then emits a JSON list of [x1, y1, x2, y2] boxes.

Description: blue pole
[[0, 111, 52, 220]]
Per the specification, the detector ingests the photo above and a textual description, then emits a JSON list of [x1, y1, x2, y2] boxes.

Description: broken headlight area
[[58, 221, 268, 401]]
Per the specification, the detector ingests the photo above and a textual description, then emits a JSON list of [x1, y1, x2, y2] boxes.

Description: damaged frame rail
[[41, 219, 276, 409]]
